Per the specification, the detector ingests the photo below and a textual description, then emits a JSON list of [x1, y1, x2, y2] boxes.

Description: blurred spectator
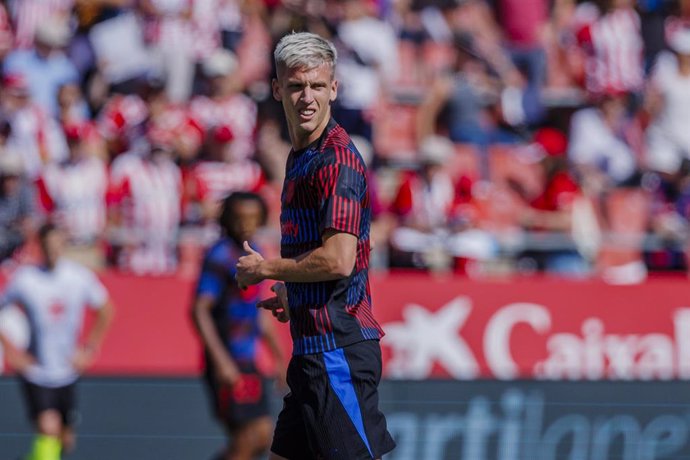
[[389, 135, 496, 271], [495, 0, 548, 124], [514, 127, 590, 275], [351, 134, 393, 270], [0, 3, 14, 61], [645, 18, 690, 177], [333, 0, 399, 141], [57, 83, 90, 125], [568, 90, 642, 194], [1, 74, 69, 179], [637, 0, 677, 70], [218, 0, 245, 51], [543, 0, 587, 90], [96, 82, 150, 157], [141, 0, 208, 102], [143, 74, 205, 164], [0, 0, 682, 278], [7, 0, 73, 50], [183, 125, 264, 226], [107, 139, 182, 275], [646, 158, 690, 271], [36, 123, 108, 267], [0, 152, 35, 262], [4, 16, 79, 117], [389, 0, 426, 42], [643, 18, 690, 272], [575, 0, 645, 95], [446, 0, 527, 122], [190, 49, 258, 161], [417, 34, 521, 178]]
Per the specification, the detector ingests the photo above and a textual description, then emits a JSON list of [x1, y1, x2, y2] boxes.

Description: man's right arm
[[191, 294, 241, 386], [0, 277, 35, 373]]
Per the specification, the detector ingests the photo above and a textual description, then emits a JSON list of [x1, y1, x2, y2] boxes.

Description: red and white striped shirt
[[8, 0, 73, 49], [5, 103, 68, 178], [0, 4, 15, 55], [189, 93, 257, 160], [38, 156, 108, 243], [147, 103, 203, 152], [108, 152, 182, 274], [97, 94, 148, 154], [193, 159, 263, 203], [578, 7, 644, 94], [109, 152, 182, 238], [144, 0, 193, 48], [190, 0, 222, 60]]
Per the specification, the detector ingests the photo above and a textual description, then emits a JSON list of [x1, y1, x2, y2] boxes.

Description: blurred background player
[[0, 222, 114, 460], [192, 192, 285, 460]]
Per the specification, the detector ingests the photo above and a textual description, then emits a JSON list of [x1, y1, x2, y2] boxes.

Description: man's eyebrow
[[286, 79, 328, 86]]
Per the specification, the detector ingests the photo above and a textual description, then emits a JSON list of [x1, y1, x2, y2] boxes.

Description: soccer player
[[235, 32, 396, 460], [0, 222, 114, 460], [192, 192, 286, 460]]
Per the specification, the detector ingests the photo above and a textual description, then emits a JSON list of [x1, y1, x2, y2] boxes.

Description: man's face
[[41, 229, 65, 267], [272, 63, 338, 148], [230, 200, 264, 242]]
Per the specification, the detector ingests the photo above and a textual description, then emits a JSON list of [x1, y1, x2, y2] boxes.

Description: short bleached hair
[[274, 32, 337, 77]]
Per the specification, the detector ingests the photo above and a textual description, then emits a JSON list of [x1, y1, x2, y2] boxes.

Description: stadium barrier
[[3, 272, 690, 380], [1, 377, 689, 460], [2, 273, 690, 459]]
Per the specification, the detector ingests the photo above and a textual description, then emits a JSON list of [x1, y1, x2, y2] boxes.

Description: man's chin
[[297, 120, 317, 133]]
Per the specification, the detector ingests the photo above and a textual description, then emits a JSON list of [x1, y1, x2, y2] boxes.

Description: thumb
[[243, 241, 258, 254]]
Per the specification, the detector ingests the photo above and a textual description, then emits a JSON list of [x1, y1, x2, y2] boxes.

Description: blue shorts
[[271, 339, 395, 460]]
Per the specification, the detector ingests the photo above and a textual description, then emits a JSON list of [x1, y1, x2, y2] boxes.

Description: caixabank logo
[[381, 296, 690, 381]]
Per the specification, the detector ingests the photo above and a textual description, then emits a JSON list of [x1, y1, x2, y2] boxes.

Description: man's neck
[[290, 112, 331, 151]]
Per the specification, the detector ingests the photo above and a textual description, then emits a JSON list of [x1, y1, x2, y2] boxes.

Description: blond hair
[[274, 32, 337, 77]]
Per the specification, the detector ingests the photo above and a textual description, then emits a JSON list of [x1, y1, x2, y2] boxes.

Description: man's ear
[[272, 79, 282, 102], [330, 79, 338, 102]]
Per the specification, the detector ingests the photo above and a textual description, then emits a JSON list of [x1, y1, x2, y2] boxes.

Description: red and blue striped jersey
[[196, 238, 262, 364], [281, 119, 384, 355]]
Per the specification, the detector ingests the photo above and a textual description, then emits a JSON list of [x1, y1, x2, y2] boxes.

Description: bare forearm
[[259, 246, 352, 283], [85, 301, 114, 351], [192, 303, 235, 367]]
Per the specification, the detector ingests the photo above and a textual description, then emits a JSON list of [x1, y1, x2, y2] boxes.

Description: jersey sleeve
[[196, 248, 229, 301], [82, 268, 109, 309], [0, 272, 23, 309], [316, 148, 366, 237]]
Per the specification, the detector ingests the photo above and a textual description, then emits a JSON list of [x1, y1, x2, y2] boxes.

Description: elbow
[[331, 256, 356, 278]]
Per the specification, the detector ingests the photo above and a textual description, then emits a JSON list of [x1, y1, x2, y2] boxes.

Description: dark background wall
[[3, 378, 690, 460]]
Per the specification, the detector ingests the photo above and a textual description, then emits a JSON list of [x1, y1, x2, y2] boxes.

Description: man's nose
[[300, 86, 314, 103]]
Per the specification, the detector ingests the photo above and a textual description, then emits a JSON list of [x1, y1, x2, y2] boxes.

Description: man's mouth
[[298, 108, 316, 120]]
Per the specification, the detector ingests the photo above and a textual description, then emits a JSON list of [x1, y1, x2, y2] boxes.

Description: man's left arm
[[73, 271, 115, 373], [73, 299, 114, 373]]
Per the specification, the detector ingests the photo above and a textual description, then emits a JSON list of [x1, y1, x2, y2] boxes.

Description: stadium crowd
[[0, 0, 689, 282]]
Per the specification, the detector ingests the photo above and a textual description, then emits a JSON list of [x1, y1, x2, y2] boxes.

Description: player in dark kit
[[192, 192, 285, 460], [235, 32, 395, 460]]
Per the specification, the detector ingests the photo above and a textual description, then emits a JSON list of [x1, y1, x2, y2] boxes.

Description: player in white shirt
[[0, 223, 114, 460]]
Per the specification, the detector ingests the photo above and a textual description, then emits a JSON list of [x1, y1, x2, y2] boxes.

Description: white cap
[[201, 49, 238, 78], [35, 16, 71, 47], [419, 135, 454, 165]]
